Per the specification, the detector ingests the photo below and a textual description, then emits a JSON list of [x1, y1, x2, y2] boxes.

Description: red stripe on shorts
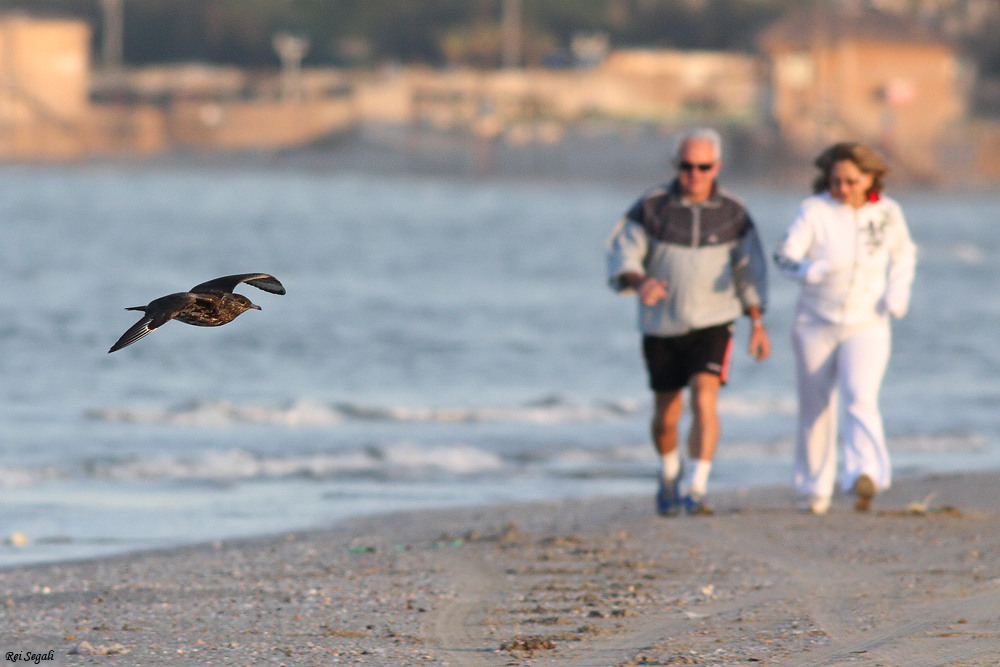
[[719, 335, 734, 384]]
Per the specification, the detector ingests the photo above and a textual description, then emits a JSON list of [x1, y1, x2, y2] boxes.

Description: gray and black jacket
[[606, 180, 768, 336]]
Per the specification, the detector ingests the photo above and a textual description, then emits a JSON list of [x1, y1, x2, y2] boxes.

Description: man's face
[[676, 139, 720, 202]]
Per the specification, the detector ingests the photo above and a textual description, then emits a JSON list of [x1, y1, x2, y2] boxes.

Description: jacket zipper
[[691, 205, 701, 249], [840, 206, 862, 323]]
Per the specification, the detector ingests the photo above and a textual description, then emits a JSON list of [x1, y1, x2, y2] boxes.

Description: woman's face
[[829, 159, 875, 208]]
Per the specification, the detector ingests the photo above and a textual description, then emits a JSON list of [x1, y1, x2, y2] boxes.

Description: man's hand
[[749, 323, 771, 361], [638, 277, 669, 306]]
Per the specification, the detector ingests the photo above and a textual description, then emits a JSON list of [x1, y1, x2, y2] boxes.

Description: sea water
[[0, 159, 996, 567]]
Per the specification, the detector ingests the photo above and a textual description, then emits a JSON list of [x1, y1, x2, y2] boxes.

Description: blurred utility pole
[[273, 33, 310, 102], [502, 0, 521, 68], [99, 0, 124, 71]]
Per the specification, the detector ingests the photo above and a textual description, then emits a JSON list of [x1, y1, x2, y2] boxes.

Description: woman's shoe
[[853, 474, 876, 512], [805, 495, 831, 515]]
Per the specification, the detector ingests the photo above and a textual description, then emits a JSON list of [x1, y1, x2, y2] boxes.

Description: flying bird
[[109, 273, 285, 353]]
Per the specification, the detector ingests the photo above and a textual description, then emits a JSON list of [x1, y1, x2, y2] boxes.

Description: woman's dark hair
[[812, 142, 888, 196]]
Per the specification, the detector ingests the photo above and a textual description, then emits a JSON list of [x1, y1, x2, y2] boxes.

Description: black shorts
[[642, 323, 734, 393]]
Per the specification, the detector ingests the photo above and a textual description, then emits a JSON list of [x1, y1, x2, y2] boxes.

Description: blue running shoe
[[656, 476, 681, 517], [682, 494, 714, 516]]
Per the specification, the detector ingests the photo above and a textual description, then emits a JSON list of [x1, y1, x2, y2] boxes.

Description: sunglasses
[[679, 161, 715, 172]]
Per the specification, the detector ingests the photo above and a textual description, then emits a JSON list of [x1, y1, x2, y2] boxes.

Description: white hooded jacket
[[774, 192, 916, 325]]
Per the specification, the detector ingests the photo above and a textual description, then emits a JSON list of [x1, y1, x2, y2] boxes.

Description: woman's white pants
[[791, 318, 892, 500]]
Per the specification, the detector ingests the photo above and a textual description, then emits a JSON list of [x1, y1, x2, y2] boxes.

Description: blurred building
[[2, 8, 998, 183], [0, 13, 354, 161], [355, 50, 762, 141], [0, 13, 165, 159], [0, 14, 92, 159], [759, 4, 968, 179], [597, 49, 761, 122]]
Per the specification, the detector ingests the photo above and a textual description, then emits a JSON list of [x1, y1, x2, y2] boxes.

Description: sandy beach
[[1, 470, 998, 666]]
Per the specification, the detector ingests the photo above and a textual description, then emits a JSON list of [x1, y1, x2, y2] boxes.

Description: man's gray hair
[[674, 127, 723, 162]]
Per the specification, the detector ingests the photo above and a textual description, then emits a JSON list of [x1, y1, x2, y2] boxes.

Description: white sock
[[688, 459, 712, 498], [660, 450, 681, 481]]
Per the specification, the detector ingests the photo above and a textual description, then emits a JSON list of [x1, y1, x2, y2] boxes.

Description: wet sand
[[1, 470, 998, 665]]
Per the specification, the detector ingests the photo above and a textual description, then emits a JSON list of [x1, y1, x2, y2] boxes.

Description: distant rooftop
[[759, 5, 950, 50]]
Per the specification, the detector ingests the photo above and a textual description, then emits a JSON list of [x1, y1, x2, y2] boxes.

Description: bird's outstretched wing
[[108, 293, 196, 353], [190, 273, 286, 295]]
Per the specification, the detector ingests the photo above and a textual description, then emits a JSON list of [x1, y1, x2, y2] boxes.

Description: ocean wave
[[0, 431, 988, 491], [0, 441, 657, 489], [85, 396, 642, 427], [717, 395, 796, 417], [84, 394, 800, 428], [888, 432, 988, 452], [946, 242, 987, 265], [0, 445, 498, 489], [86, 399, 345, 427], [0, 465, 63, 490]]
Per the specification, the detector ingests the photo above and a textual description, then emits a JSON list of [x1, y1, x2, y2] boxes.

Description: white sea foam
[[85, 397, 642, 427], [89, 449, 380, 483], [84, 395, 800, 428], [378, 442, 505, 474], [86, 399, 347, 427], [0, 465, 62, 490], [0, 442, 655, 489], [888, 432, 987, 452], [0, 432, 965, 491], [947, 242, 986, 265], [19, 443, 508, 487], [717, 395, 796, 417]]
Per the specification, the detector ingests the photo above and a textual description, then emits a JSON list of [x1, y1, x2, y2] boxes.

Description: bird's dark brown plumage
[[109, 273, 285, 353]]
